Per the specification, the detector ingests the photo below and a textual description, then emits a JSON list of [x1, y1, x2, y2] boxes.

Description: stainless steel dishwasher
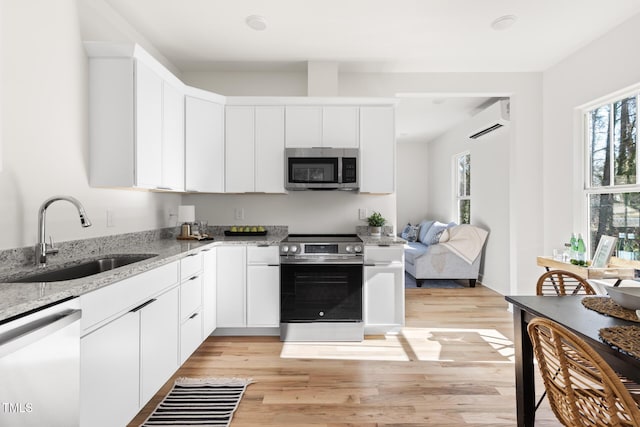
[[0, 298, 81, 427]]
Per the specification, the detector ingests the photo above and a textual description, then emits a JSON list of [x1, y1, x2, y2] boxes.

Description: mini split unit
[[468, 99, 510, 140]]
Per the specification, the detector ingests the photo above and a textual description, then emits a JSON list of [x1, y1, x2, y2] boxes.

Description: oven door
[[280, 263, 363, 322]]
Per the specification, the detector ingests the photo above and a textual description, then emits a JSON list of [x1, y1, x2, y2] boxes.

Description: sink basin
[[9, 254, 157, 283]]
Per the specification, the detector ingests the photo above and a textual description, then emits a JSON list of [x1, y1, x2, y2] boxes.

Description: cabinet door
[[225, 106, 255, 192], [364, 265, 404, 327], [81, 311, 140, 427], [323, 106, 359, 148], [285, 106, 322, 147], [135, 60, 163, 188], [360, 106, 395, 193], [140, 287, 179, 406], [216, 246, 246, 327], [255, 107, 285, 192], [202, 248, 217, 337], [181, 309, 203, 363], [247, 265, 280, 327], [161, 81, 185, 190], [185, 96, 225, 192]]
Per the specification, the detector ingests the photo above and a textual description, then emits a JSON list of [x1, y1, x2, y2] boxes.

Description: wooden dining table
[[505, 295, 640, 427]]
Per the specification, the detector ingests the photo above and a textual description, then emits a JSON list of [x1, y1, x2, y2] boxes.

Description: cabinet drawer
[[247, 246, 279, 265], [181, 275, 202, 318], [180, 253, 202, 281], [364, 246, 404, 264], [180, 310, 203, 363], [80, 261, 179, 333]]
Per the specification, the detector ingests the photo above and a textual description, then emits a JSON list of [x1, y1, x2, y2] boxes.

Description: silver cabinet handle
[[189, 312, 199, 320], [130, 298, 157, 313]]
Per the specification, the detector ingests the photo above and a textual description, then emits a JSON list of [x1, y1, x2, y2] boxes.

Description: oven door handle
[[280, 257, 363, 265]]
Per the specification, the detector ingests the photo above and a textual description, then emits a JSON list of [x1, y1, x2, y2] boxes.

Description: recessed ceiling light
[[246, 15, 267, 31], [491, 15, 517, 31]]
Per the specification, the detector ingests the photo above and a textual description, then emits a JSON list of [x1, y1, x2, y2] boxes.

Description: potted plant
[[367, 211, 386, 236]]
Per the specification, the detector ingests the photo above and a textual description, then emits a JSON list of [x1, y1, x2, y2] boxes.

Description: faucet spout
[[35, 196, 92, 266]]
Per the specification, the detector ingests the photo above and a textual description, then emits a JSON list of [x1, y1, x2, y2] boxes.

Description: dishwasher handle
[[0, 309, 81, 359]]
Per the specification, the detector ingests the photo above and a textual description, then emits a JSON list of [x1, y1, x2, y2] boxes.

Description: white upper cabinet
[[285, 106, 322, 148], [161, 81, 185, 190], [85, 43, 185, 191], [225, 106, 255, 192], [225, 105, 285, 193], [360, 106, 395, 194], [184, 93, 225, 193], [323, 106, 359, 148], [285, 106, 359, 148]]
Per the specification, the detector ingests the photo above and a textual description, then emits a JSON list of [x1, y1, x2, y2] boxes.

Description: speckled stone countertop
[[0, 227, 287, 323], [358, 234, 407, 245]]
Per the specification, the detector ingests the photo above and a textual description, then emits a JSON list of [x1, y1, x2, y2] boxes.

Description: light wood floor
[[129, 285, 561, 426]]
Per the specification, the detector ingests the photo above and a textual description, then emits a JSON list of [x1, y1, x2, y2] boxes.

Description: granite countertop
[[0, 230, 287, 323]]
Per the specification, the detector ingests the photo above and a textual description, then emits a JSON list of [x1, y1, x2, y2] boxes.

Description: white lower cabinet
[[81, 284, 179, 427], [217, 245, 279, 329], [363, 246, 405, 334], [216, 246, 246, 327], [140, 287, 180, 404], [81, 309, 139, 427], [180, 253, 204, 364], [202, 248, 217, 337]]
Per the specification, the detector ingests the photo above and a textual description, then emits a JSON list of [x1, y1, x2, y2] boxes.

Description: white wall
[[183, 71, 307, 96], [396, 141, 429, 228], [543, 13, 640, 256], [428, 119, 510, 295], [0, 0, 180, 250]]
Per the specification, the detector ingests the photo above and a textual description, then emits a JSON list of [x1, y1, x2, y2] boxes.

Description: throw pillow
[[417, 220, 435, 243], [422, 221, 449, 245], [400, 223, 412, 239], [405, 226, 419, 242]]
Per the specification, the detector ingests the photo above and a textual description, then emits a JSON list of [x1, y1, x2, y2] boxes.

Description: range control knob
[[281, 245, 289, 253], [354, 245, 363, 253], [319, 311, 325, 317], [346, 245, 353, 253], [290, 245, 298, 253]]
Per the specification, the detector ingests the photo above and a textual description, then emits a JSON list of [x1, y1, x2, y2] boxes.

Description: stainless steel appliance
[[0, 298, 81, 427], [279, 234, 364, 341], [285, 148, 359, 191]]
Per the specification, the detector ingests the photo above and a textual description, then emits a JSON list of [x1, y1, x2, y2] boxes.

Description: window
[[586, 93, 639, 259], [455, 152, 471, 224]]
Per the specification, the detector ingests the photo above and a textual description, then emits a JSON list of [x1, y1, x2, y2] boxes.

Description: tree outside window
[[456, 152, 471, 224], [587, 94, 639, 258]]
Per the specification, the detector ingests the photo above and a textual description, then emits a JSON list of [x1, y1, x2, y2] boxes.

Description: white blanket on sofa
[[439, 224, 488, 264]]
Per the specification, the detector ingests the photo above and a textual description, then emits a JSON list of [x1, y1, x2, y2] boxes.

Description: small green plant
[[366, 211, 386, 227]]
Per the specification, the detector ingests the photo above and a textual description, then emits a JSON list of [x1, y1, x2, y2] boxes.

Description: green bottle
[[576, 233, 586, 263], [570, 233, 577, 261]]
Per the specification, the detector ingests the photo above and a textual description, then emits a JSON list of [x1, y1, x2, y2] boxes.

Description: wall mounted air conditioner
[[468, 99, 510, 140]]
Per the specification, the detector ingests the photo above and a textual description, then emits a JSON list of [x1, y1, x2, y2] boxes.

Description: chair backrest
[[527, 317, 640, 426], [536, 270, 596, 296]]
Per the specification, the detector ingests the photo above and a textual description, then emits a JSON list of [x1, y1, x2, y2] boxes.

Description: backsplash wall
[[182, 192, 397, 235]]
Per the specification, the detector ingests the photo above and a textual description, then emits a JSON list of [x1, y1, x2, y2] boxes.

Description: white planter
[[369, 226, 382, 236]]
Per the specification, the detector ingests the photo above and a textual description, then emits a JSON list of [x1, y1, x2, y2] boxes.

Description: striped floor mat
[[140, 377, 253, 426]]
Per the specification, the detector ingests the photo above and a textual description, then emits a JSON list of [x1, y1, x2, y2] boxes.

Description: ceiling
[[95, 0, 640, 143], [101, 0, 640, 73]]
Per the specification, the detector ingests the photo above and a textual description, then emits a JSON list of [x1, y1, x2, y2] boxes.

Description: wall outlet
[[106, 210, 115, 228], [359, 208, 368, 220], [234, 208, 245, 220]]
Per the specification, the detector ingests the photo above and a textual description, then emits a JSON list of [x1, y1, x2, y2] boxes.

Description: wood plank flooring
[[129, 285, 561, 426]]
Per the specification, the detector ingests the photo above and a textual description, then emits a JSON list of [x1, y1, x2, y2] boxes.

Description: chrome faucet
[[35, 196, 92, 266]]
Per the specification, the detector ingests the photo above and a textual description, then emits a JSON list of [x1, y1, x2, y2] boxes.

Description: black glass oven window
[[280, 264, 362, 322], [289, 157, 338, 183]]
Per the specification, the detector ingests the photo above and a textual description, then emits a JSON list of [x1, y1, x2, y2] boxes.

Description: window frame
[[583, 89, 640, 254], [454, 151, 471, 224]]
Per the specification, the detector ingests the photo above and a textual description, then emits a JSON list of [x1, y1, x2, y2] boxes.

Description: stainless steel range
[[279, 234, 364, 342]]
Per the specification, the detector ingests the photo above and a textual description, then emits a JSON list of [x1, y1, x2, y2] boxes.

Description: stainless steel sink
[[9, 254, 157, 282]]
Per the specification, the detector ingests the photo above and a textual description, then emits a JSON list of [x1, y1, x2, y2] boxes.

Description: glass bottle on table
[[576, 233, 586, 263], [570, 233, 577, 261]]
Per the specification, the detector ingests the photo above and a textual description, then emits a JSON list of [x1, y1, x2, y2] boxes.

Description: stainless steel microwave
[[285, 148, 359, 191]]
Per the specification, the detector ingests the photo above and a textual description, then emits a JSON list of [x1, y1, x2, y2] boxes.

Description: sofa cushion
[[417, 220, 435, 243], [404, 242, 429, 265]]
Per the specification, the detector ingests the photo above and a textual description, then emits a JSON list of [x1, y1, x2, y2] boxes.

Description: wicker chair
[[536, 270, 596, 296], [527, 317, 640, 426]]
